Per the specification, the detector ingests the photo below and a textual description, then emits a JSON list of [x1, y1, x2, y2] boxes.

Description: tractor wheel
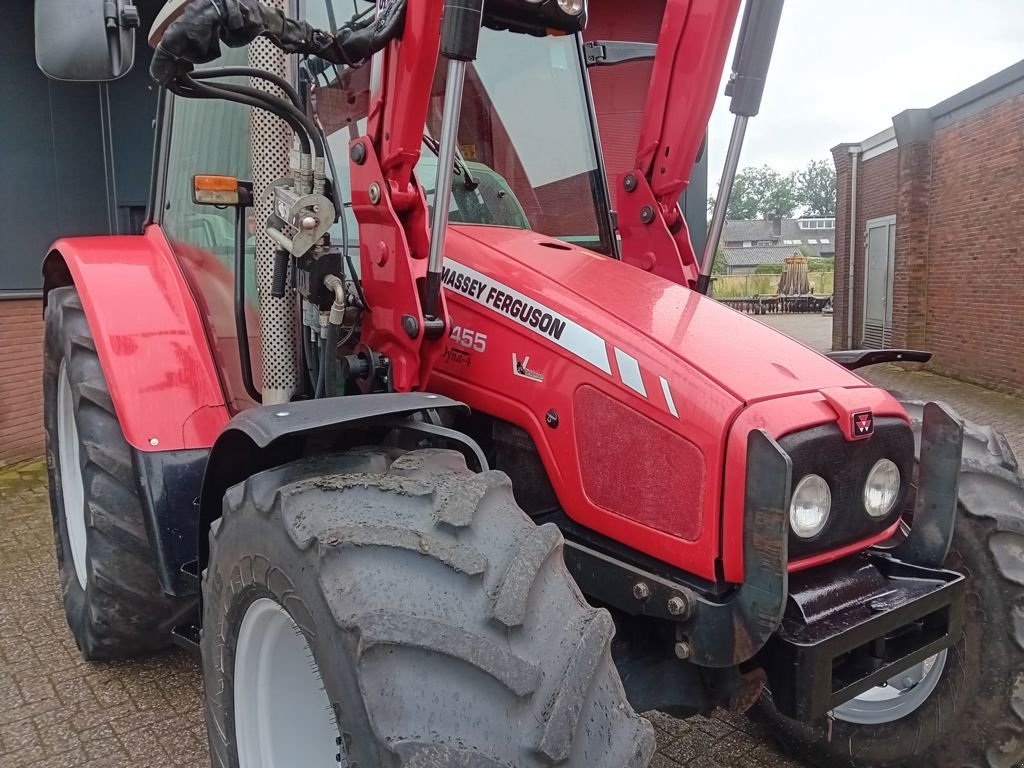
[[201, 447, 655, 768], [43, 285, 194, 659], [753, 402, 1024, 767]]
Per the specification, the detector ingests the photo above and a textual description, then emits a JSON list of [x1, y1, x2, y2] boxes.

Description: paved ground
[[758, 313, 1024, 456], [755, 312, 834, 353], [2, 312, 1021, 768]]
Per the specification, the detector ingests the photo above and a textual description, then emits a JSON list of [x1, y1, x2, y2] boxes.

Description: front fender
[[43, 224, 229, 452]]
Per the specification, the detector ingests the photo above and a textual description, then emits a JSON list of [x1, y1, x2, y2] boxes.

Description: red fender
[[44, 225, 229, 452]]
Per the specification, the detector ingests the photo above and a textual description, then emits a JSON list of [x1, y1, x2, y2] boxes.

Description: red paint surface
[[432, 225, 885, 580], [574, 384, 705, 540], [48, 226, 230, 451]]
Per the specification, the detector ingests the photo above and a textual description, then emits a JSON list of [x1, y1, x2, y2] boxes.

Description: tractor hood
[[447, 226, 864, 404]]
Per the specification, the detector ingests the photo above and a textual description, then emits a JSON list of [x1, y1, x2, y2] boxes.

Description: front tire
[[754, 403, 1024, 767], [202, 447, 655, 768], [43, 285, 194, 659]]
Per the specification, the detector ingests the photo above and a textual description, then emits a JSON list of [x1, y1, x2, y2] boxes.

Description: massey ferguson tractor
[[33, 0, 1024, 765]]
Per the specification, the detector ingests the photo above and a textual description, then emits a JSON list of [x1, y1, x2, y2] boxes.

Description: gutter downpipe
[[846, 146, 860, 349]]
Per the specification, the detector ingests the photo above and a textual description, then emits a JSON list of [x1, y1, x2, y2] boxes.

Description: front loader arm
[[352, 0, 451, 393], [619, 0, 741, 288]]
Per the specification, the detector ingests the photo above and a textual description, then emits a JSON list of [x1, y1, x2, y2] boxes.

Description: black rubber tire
[[201, 447, 655, 768], [753, 401, 1024, 768], [43, 285, 195, 660]]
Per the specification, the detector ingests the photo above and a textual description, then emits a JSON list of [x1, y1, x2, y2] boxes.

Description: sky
[[705, 0, 1024, 184]]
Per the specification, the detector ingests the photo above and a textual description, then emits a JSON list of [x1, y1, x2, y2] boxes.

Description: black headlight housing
[[780, 418, 915, 560], [483, 0, 588, 36]]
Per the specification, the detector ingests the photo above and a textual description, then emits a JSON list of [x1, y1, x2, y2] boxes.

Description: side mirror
[[35, 0, 140, 82]]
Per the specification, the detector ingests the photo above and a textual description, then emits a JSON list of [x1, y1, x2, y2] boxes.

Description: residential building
[[720, 217, 835, 274]]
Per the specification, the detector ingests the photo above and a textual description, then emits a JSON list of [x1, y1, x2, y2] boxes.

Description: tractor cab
[[305, 6, 616, 256]]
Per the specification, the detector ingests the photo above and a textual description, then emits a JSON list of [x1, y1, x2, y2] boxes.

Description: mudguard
[[194, 392, 473, 571], [43, 224, 229, 452]]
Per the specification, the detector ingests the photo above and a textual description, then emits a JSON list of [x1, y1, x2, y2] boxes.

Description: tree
[[724, 173, 762, 220], [747, 165, 800, 220], [795, 159, 837, 216], [710, 165, 798, 221]]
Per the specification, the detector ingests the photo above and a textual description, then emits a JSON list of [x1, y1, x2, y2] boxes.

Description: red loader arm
[[619, 0, 742, 288]]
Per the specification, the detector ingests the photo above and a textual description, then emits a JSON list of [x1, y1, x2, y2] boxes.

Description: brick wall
[[924, 94, 1024, 393], [0, 300, 45, 465], [833, 90, 1024, 396], [831, 147, 899, 350]]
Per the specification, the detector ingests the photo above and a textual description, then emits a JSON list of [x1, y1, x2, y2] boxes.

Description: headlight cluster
[[789, 460, 902, 539]]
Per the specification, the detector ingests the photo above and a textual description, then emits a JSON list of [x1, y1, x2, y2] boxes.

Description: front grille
[[779, 417, 914, 561]]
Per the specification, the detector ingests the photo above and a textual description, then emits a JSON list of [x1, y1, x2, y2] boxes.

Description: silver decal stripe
[[660, 376, 679, 418], [443, 259, 612, 374], [614, 348, 647, 398]]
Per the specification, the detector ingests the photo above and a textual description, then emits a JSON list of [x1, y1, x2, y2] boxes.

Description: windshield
[[302, 2, 615, 255]]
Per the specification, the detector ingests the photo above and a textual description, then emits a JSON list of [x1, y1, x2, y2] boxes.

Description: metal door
[[862, 216, 896, 348]]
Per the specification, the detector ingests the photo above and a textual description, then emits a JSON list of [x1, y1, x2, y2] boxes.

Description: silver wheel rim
[[833, 650, 948, 724], [234, 598, 342, 767], [57, 360, 88, 589]]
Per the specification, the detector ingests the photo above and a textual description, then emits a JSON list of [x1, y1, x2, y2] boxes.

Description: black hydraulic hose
[[187, 76, 324, 157], [172, 76, 314, 156], [233, 210, 262, 404], [314, 335, 327, 398], [301, 328, 318, 394], [323, 320, 339, 397], [191, 66, 303, 112]]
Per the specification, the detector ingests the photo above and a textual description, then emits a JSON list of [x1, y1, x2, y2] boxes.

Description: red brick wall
[[834, 92, 1024, 396], [0, 300, 44, 465], [924, 94, 1024, 393], [832, 148, 899, 350]]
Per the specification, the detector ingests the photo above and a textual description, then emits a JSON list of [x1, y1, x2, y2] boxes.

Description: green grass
[[712, 272, 834, 298]]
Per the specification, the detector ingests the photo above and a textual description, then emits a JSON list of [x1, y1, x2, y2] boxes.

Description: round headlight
[[790, 474, 831, 538], [864, 458, 901, 517], [557, 0, 585, 15]]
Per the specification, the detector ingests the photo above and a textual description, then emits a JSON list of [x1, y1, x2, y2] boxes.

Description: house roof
[[722, 218, 836, 257], [722, 245, 800, 267], [723, 219, 775, 241]]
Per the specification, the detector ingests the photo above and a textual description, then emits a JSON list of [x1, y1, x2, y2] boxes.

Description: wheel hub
[[234, 598, 342, 767], [832, 650, 948, 724]]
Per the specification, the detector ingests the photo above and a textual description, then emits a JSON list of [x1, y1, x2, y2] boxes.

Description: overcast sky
[[705, 0, 1024, 184]]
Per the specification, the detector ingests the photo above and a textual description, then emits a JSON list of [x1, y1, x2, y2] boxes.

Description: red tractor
[[34, 0, 1024, 766]]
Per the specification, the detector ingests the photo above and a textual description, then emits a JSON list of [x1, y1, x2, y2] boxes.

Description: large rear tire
[[754, 402, 1024, 767], [43, 285, 195, 660], [201, 447, 655, 768]]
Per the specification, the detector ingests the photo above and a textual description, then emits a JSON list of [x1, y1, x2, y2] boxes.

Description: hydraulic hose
[[190, 78, 321, 157], [171, 76, 314, 156], [323, 321, 339, 397], [191, 66, 303, 111]]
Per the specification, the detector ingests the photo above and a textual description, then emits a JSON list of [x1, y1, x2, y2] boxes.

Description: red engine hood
[[448, 226, 865, 403]]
